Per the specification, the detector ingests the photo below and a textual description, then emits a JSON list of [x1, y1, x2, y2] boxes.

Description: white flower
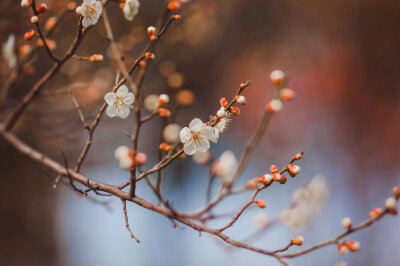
[[192, 151, 211, 165], [253, 212, 269, 229], [81, 0, 102, 28], [213, 150, 238, 183], [214, 116, 231, 138], [179, 118, 218, 155], [280, 174, 329, 231], [163, 123, 182, 143], [123, 0, 140, 21], [2, 34, 16, 68], [104, 85, 135, 119]]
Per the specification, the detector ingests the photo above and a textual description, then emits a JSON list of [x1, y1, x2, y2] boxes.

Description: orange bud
[[220, 97, 228, 107], [37, 3, 48, 13], [135, 152, 147, 165], [291, 235, 304, 246], [256, 200, 266, 208], [393, 186, 400, 197], [173, 15, 181, 21], [230, 106, 240, 116], [167, 0, 181, 11], [150, 35, 157, 42], [45, 17, 57, 31], [246, 178, 258, 189], [369, 208, 382, 218], [280, 88, 295, 101], [270, 165, 278, 174], [158, 108, 171, 117], [159, 143, 171, 152], [24, 30, 36, 41]]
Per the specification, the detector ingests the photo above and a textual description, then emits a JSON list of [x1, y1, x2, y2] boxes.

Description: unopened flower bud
[[267, 99, 283, 113], [256, 200, 267, 208], [292, 153, 303, 160], [216, 109, 226, 118], [21, 0, 32, 8], [37, 3, 48, 13], [119, 155, 134, 170], [338, 244, 349, 255], [220, 97, 228, 107], [235, 95, 246, 105], [341, 217, 351, 229], [369, 208, 382, 218], [158, 94, 170, 106], [114, 145, 130, 160], [393, 186, 400, 197], [270, 164, 278, 173], [246, 178, 258, 189], [135, 152, 147, 165], [272, 173, 281, 182], [173, 15, 181, 21], [150, 35, 157, 42], [144, 52, 155, 60], [230, 106, 240, 116], [280, 88, 295, 101], [258, 174, 273, 185], [30, 15, 38, 24], [279, 175, 287, 184], [147, 26, 156, 36], [270, 70, 285, 86], [45, 17, 57, 31], [89, 54, 103, 62], [24, 30, 36, 40], [76, 6, 82, 16], [167, 0, 181, 11], [159, 143, 172, 152], [158, 108, 171, 117], [385, 197, 397, 210], [291, 235, 304, 246], [346, 241, 360, 252], [288, 164, 301, 177]]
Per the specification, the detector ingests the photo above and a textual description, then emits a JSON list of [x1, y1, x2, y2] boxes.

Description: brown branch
[[121, 199, 140, 243], [3, 18, 85, 131], [31, 0, 60, 63]]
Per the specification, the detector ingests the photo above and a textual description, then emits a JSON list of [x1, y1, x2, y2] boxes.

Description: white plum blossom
[[213, 150, 238, 184], [253, 212, 270, 229], [279, 174, 329, 231], [2, 34, 16, 68], [192, 151, 211, 165], [104, 85, 135, 119], [81, 0, 102, 28], [163, 123, 182, 143], [214, 116, 231, 138], [179, 118, 218, 155], [123, 0, 140, 21]]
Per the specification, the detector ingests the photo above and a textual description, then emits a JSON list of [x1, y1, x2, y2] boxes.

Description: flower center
[[85, 4, 96, 16], [113, 96, 126, 108], [191, 131, 201, 141]]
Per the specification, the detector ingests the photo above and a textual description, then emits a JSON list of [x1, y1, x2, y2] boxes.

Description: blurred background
[[1, 0, 400, 265]]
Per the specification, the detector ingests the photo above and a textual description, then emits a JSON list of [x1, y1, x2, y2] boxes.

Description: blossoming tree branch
[[1, 1, 399, 265]]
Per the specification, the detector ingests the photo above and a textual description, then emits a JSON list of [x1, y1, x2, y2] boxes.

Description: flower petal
[[201, 126, 218, 143], [116, 85, 129, 98], [104, 92, 116, 105], [189, 118, 203, 132], [118, 106, 130, 119], [106, 105, 117, 117], [82, 16, 90, 28], [196, 138, 210, 153], [183, 141, 197, 155], [180, 127, 191, 143], [124, 92, 135, 105]]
